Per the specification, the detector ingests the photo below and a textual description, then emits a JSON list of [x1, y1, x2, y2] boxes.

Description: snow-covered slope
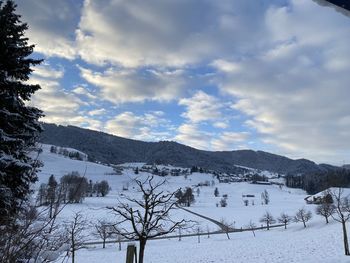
[[36, 144, 116, 188], [35, 144, 350, 263]]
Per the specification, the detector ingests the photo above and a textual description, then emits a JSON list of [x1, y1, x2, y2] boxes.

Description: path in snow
[[178, 205, 231, 231]]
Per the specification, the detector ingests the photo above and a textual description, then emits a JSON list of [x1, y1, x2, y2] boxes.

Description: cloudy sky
[[17, 0, 350, 164]]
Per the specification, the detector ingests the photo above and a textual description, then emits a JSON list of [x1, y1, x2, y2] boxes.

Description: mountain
[[343, 164, 350, 170], [39, 123, 337, 175]]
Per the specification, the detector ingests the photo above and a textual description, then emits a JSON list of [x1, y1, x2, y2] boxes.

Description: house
[[251, 181, 272, 185]]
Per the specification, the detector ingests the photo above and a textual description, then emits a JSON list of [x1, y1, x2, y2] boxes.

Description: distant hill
[[39, 123, 338, 175], [343, 164, 350, 170]]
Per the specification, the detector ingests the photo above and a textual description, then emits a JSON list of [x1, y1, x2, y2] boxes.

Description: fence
[[82, 223, 285, 247]]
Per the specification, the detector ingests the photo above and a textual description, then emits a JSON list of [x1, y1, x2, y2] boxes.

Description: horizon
[[17, 0, 350, 165]]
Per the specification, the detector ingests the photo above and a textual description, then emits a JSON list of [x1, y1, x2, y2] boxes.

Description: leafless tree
[[108, 176, 193, 263], [64, 212, 87, 263], [259, 211, 276, 230], [245, 220, 257, 237], [294, 208, 312, 228], [93, 220, 114, 248], [219, 218, 234, 239], [329, 188, 350, 255], [316, 202, 335, 224], [0, 203, 67, 263], [278, 212, 292, 229], [206, 225, 210, 238], [196, 226, 202, 243], [261, 190, 270, 205]]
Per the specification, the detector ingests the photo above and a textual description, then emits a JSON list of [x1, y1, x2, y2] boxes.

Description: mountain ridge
[[39, 123, 338, 175]]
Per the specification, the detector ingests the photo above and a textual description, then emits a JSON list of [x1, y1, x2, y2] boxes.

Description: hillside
[[35, 144, 349, 263], [39, 123, 337, 175]]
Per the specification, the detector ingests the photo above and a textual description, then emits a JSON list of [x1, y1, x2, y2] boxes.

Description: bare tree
[[64, 212, 87, 263], [219, 218, 234, 240], [316, 202, 335, 224], [0, 203, 67, 263], [108, 176, 193, 263], [261, 190, 270, 205], [196, 226, 201, 243], [294, 208, 312, 228], [245, 220, 257, 237], [94, 220, 114, 248], [206, 225, 210, 238], [278, 212, 292, 229], [329, 188, 350, 256], [259, 211, 276, 230]]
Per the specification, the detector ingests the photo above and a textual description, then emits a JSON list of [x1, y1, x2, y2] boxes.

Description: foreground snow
[[36, 145, 350, 262], [76, 221, 347, 263]]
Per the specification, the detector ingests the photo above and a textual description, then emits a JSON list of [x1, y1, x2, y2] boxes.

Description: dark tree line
[[286, 169, 350, 194], [37, 173, 110, 207], [50, 146, 85, 161]]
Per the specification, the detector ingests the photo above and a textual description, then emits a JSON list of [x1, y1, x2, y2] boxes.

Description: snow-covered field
[[35, 145, 350, 263]]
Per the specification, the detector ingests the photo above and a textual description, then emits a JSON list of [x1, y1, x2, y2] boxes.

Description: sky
[[15, 0, 350, 165]]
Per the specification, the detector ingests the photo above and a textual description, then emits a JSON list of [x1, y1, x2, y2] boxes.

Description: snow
[[34, 144, 350, 263], [76, 221, 347, 263]]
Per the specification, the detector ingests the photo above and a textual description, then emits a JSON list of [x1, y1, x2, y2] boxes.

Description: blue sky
[[17, 0, 350, 164]]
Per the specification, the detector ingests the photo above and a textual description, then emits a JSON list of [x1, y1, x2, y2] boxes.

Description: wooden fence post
[[126, 243, 137, 263]]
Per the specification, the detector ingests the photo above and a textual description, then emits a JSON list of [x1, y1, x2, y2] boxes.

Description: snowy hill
[[34, 144, 350, 263]]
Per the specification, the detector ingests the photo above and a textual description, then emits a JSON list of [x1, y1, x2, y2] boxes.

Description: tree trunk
[[72, 248, 75, 263], [342, 221, 350, 255], [284, 222, 287, 229], [49, 201, 53, 219], [267, 223, 269, 230], [103, 239, 105, 249], [326, 216, 329, 224], [303, 220, 306, 228], [139, 239, 146, 263]]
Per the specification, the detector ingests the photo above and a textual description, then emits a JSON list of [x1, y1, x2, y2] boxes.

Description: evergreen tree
[[0, 0, 43, 223], [214, 187, 220, 197]]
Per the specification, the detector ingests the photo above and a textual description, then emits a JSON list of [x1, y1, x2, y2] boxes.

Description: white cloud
[[72, 86, 97, 100], [88, 109, 106, 116], [174, 123, 249, 151], [211, 132, 250, 151], [213, 121, 229, 129], [174, 123, 213, 150], [211, 59, 242, 73], [216, 0, 350, 163], [29, 64, 102, 130], [16, 0, 79, 59], [32, 64, 64, 79], [79, 66, 186, 103], [75, 0, 279, 67], [179, 91, 223, 123], [105, 111, 172, 141]]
